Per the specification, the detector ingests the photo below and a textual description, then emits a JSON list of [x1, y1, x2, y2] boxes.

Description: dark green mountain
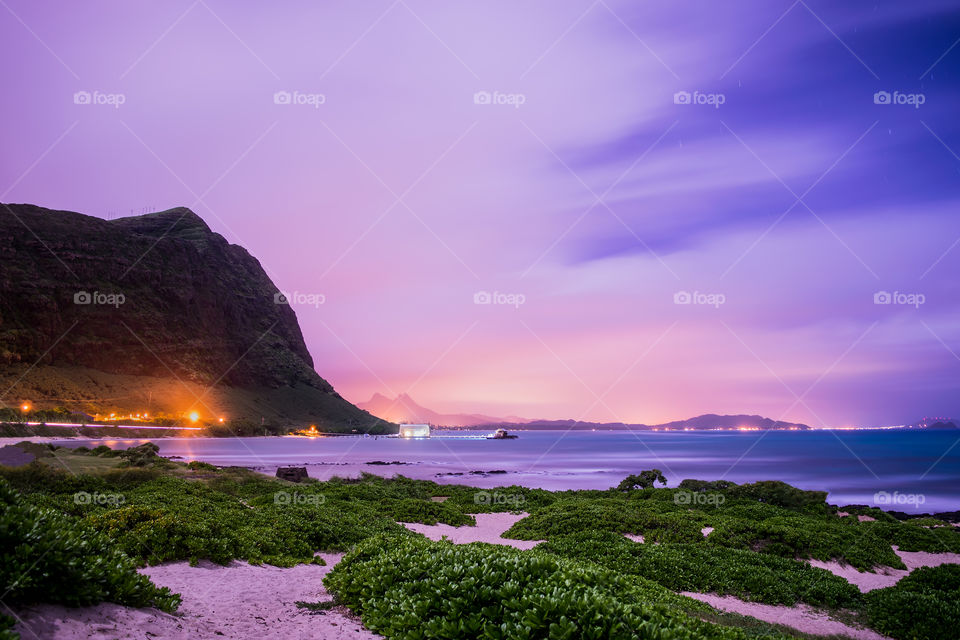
[[0, 203, 390, 432]]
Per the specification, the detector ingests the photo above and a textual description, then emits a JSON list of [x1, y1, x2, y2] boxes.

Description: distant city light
[[21, 403, 30, 412], [189, 411, 200, 422], [218, 417, 224, 423]]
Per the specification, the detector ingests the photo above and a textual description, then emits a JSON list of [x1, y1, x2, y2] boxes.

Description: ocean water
[[61, 429, 960, 512]]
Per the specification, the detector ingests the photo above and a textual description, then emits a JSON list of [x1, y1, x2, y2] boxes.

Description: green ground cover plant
[[860, 519, 960, 554], [862, 565, 960, 640], [0, 478, 179, 613], [0, 616, 16, 640], [502, 498, 708, 542], [538, 530, 862, 609], [323, 534, 795, 640], [386, 497, 475, 526], [705, 515, 903, 570]]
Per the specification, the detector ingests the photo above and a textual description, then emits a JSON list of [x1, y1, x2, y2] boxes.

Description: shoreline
[[5, 434, 959, 514]]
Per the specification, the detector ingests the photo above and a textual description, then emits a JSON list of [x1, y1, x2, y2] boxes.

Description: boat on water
[[486, 428, 518, 440]]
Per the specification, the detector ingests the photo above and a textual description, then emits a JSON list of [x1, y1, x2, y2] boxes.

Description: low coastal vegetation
[[537, 531, 862, 609], [323, 534, 794, 640], [862, 565, 960, 639], [0, 477, 180, 633], [2, 441, 958, 639]]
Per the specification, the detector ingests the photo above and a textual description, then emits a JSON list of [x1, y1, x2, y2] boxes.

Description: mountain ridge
[[0, 203, 390, 431], [356, 393, 811, 431]]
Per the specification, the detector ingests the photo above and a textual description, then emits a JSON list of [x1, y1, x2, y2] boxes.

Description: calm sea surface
[[59, 430, 960, 512]]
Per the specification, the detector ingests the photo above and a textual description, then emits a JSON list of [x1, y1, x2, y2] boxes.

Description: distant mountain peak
[[357, 393, 522, 427]]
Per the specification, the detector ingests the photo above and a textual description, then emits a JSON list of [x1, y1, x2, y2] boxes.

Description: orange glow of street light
[[189, 411, 200, 422]]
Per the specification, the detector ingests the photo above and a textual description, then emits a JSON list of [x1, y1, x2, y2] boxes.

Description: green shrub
[[186, 460, 218, 471], [678, 479, 736, 493], [726, 481, 828, 510], [539, 530, 862, 609], [387, 498, 474, 526], [324, 534, 793, 640], [1, 466, 407, 567], [83, 476, 404, 566], [117, 442, 172, 468], [707, 515, 903, 570], [616, 469, 667, 491], [442, 484, 556, 514], [896, 564, 960, 592], [0, 614, 16, 640], [503, 499, 706, 543], [863, 565, 960, 639], [861, 520, 960, 554], [0, 478, 179, 612]]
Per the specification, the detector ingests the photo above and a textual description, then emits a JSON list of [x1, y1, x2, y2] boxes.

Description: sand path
[[681, 593, 889, 639], [399, 511, 542, 549], [12, 553, 379, 640], [807, 546, 960, 592]]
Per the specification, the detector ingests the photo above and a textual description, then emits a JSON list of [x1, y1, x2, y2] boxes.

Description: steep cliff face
[[0, 203, 387, 430]]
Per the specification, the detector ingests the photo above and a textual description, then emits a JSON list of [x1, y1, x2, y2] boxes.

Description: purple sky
[[2, 0, 959, 426]]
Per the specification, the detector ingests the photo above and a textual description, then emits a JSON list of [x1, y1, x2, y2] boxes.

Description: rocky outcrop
[[275, 467, 309, 482]]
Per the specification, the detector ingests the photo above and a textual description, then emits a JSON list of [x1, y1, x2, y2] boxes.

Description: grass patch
[[43, 447, 124, 473]]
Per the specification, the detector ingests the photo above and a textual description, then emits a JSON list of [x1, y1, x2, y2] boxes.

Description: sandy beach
[[399, 512, 542, 549], [12, 554, 378, 640]]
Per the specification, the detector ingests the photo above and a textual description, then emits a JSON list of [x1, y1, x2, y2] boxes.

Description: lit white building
[[399, 423, 430, 438]]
